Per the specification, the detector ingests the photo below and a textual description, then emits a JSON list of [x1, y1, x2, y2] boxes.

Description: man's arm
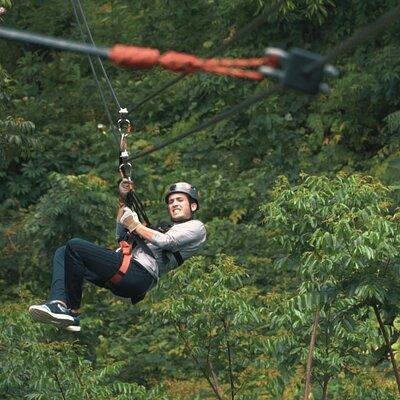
[[118, 206, 160, 241], [137, 220, 205, 251], [119, 207, 205, 251], [135, 224, 158, 242]]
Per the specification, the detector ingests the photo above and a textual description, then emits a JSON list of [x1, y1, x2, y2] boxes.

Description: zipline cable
[[127, 3, 400, 160], [0, 3, 399, 162], [1, 3, 399, 73], [326, 3, 400, 63], [0, 30, 269, 80], [305, 3, 400, 74], [130, 0, 285, 111], [74, 0, 122, 110], [128, 84, 283, 161], [0, 26, 108, 56], [70, 0, 119, 148], [1, 1, 399, 80]]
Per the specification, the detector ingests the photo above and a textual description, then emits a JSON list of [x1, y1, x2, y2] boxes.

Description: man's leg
[[29, 238, 121, 329], [64, 237, 122, 310], [48, 245, 68, 306], [29, 245, 78, 327]]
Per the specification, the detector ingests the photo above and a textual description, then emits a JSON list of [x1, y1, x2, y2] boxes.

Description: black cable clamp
[[259, 47, 339, 94]]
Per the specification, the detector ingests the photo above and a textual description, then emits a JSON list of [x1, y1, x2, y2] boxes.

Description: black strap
[[153, 222, 184, 267], [135, 236, 157, 260], [171, 251, 184, 266], [138, 236, 184, 268], [122, 222, 184, 274]]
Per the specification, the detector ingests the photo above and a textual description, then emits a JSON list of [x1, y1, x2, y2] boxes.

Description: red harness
[[109, 228, 184, 285], [110, 240, 132, 284]]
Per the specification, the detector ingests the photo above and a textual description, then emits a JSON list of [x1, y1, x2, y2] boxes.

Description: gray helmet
[[165, 182, 199, 210]]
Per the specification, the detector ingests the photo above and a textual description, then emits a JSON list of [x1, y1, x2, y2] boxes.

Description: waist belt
[[110, 240, 132, 284], [109, 236, 184, 285]]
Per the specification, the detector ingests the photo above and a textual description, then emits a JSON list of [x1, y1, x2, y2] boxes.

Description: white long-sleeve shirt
[[116, 220, 206, 279]]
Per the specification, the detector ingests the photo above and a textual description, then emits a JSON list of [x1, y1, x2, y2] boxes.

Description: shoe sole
[[65, 325, 81, 332], [28, 305, 74, 327]]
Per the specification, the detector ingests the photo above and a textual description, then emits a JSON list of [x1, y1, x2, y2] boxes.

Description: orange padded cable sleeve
[[109, 45, 160, 68], [109, 44, 280, 80]]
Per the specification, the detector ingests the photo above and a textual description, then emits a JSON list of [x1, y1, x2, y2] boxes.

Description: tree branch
[[74, 369, 90, 400], [174, 321, 223, 400], [206, 326, 223, 399], [373, 304, 400, 395], [304, 308, 320, 400], [53, 372, 66, 400], [222, 317, 235, 400]]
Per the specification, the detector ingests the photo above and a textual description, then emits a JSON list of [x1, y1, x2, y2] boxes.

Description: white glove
[[120, 207, 141, 232]]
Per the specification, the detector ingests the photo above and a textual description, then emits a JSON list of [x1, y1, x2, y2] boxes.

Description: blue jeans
[[49, 238, 155, 309]]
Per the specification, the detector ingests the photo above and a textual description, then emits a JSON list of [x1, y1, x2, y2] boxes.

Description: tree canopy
[[1, 0, 400, 398]]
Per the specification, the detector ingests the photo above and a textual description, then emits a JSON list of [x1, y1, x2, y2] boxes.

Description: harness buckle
[[120, 240, 132, 255]]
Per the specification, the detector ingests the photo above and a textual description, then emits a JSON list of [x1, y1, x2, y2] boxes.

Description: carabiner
[[117, 108, 132, 137], [119, 162, 133, 180]]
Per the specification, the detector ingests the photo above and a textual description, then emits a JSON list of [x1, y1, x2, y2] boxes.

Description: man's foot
[[65, 316, 81, 332], [28, 301, 75, 327]]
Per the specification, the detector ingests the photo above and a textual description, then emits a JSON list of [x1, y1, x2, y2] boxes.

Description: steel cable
[[71, 0, 120, 148], [128, 84, 283, 161], [127, 3, 400, 161], [305, 3, 400, 74], [129, 0, 285, 112], [74, 0, 122, 110], [71, 3, 149, 222]]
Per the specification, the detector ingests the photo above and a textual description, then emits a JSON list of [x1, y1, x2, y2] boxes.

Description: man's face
[[167, 193, 197, 221]]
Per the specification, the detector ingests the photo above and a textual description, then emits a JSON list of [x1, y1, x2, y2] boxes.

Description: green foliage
[[280, 0, 335, 25], [262, 173, 400, 303], [0, 301, 171, 399], [23, 172, 116, 249], [260, 173, 400, 398], [2, 0, 400, 398], [0, 0, 11, 9], [148, 255, 264, 399]]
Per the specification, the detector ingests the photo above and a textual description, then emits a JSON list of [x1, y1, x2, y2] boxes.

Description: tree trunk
[[322, 375, 330, 400], [373, 304, 400, 395], [304, 308, 320, 400], [53, 372, 66, 400]]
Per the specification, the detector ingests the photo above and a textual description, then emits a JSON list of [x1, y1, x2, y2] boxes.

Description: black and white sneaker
[[28, 301, 75, 327], [65, 316, 81, 332]]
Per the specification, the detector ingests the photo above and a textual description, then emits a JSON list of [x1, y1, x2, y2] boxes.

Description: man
[[28, 182, 206, 332]]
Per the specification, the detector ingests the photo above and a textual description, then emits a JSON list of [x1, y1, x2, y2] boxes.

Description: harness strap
[[110, 232, 183, 285], [171, 251, 184, 266], [110, 240, 132, 284]]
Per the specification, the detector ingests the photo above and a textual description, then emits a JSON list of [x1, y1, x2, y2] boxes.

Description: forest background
[[1, 0, 400, 399]]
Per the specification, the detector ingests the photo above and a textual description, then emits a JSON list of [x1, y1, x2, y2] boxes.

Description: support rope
[[128, 84, 283, 161], [75, 0, 122, 110], [71, 0, 120, 148], [108, 46, 279, 80]]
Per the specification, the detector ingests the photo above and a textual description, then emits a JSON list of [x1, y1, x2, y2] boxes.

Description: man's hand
[[120, 207, 141, 232], [119, 178, 132, 198]]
